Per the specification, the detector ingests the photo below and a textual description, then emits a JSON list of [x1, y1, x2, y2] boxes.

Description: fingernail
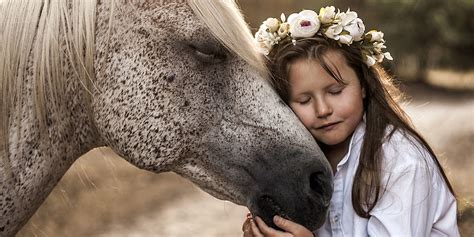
[[273, 215, 281, 223]]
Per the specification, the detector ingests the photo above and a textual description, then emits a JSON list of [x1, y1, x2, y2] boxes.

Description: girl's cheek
[[295, 109, 315, 128]]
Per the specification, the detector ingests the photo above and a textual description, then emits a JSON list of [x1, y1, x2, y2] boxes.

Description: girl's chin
[[315, 135, 347, 147], [320, 140, 344, 146]]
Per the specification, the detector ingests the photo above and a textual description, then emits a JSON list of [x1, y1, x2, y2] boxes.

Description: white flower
[[319, 6, 336, 24], [288, 10, 320, 38], [366, 55, 377, 66], [373, 41, 387, 54], [254, 27, 280, 55], [373, 42, 387, 49], [263, 18, 280, 32], [256, 24, 269, 35], [254, 30, 263, 42], [339, 34, 353, 45], [366, 30, 384, 42], [344, 18, 365, 41], [277, 22, 290, 38], [334, 11, 341, 22], [254, 28, 266, 42], [253, 5, 393, 64], [257, 41, 271, 55], [336, 9, 358, 26], [324, 24, 343, 40], [264, 32, 279, 47], [375, 53, 384, 62], [371, 51, 393, 64]]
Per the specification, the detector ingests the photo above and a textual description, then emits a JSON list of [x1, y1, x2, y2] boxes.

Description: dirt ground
[[17, 83, 473, 237]]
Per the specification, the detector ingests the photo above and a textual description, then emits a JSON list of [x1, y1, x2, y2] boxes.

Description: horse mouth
[[257, 195, 291, 221]]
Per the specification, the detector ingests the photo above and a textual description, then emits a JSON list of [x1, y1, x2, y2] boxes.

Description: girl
[[242, 6, 459, 237]]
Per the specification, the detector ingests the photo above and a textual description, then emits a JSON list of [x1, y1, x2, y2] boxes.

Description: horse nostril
[[309, 172, 325, 195]]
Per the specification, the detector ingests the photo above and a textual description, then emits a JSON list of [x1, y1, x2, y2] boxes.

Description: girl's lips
[[317, 121, 341, 130]]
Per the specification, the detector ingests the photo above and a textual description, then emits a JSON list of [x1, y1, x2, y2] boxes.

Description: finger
[[242, 218, 254, 237], [242, 218, 251, 232], [273, 216, 312, 237], [243, 227, 253, 237], [255, 216, 290, 236], [249, 218, 264, 237], [243, 228, 254, 237], [247, 212, 253, 219]]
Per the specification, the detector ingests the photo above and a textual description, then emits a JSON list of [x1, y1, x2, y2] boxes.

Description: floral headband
[[254, 6, 393, 67]]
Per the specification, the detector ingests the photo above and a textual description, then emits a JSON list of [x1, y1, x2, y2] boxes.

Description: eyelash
[[297, 87, 343, 104], [299, 98, 311, 105]]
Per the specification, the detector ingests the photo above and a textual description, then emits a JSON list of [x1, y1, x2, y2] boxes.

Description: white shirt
[[315, 120, 459, 237]]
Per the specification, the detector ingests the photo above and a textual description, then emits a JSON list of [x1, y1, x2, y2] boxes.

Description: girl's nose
[[315, 98, 333, 118]]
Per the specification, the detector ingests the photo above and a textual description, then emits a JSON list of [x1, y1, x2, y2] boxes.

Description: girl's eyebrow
[[292, 81, 344, 97], [333, 82, 347, 89], [292, 90, 312, 97], [323, 80, 345, 90]]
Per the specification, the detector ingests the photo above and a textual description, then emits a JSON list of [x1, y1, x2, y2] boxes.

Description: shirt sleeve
[[366, 134, 459, 237]]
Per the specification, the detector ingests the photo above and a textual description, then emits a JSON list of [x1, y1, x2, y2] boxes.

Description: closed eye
[[328, 86, 344, 95], [299, 97, 311, 105], [329, 89, 343, 95], [188, 43, 227, 64]]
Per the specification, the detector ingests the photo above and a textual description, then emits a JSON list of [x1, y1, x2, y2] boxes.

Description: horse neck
[[8, 71, 102, 181], [2, 35, 104, 237]]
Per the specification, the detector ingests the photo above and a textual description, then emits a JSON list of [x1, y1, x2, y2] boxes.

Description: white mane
[[0, 0, 97, 176]]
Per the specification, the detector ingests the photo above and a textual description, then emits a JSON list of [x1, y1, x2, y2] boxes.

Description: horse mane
[[0, 0, 97, 176], [188, 0, 266, 73]]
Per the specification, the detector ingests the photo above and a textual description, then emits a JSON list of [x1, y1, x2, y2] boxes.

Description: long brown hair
[[267, 37, 455, 217]]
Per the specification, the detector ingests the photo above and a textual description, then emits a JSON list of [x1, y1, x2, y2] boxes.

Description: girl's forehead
[[288, 51, 358, 87], [289, 60, 340, 85], [317, 50, 348, 67], [288, 50, 347, 71], [291, 52, 347, 75]]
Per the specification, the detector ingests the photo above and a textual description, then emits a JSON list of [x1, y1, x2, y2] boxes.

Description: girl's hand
[[242, 214, 314, 237]]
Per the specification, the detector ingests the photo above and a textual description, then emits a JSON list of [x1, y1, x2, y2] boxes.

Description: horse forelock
[[187, 0, 266, 74]]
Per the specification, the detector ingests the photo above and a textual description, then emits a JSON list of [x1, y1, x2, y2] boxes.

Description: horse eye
[[194, 49, 216, 61], [188, 43, 226, 64]]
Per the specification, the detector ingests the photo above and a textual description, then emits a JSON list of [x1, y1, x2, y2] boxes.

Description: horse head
[[92, 0, 333, 229], [0, 0, 332, 234]]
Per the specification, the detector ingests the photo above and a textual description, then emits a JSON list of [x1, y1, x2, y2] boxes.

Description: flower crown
[[254, 6, 393, 67]]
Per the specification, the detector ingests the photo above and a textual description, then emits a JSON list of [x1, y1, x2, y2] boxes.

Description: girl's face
[[288, 51, 365, 146]]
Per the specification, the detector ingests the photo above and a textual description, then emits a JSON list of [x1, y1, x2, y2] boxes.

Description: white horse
[[0, 0, 333, 235]]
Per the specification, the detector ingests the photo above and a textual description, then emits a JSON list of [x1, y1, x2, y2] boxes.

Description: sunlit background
[[18, 0, 473, 236]]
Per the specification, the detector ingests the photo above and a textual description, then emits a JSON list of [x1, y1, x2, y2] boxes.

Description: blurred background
[[18, 0, 473, 236]]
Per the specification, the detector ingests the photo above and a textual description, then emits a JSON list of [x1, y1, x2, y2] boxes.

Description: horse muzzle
[[247, 166, 333, 231]]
